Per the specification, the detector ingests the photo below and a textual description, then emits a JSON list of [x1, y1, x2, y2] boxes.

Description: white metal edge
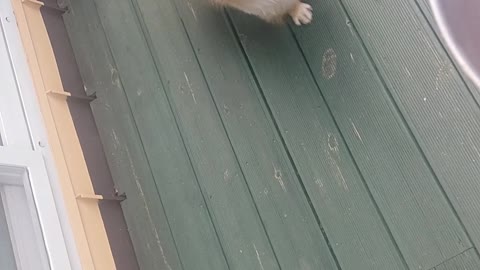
[[430, 0, 480, 89]]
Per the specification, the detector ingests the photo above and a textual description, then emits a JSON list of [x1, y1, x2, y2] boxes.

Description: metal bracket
[[46, 90, 96, 102], [76, 193, 126, 202]]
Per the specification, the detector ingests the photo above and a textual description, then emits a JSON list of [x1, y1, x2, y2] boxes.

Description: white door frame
[[0, 147, 70, 269], [0, 0, 78, 268]]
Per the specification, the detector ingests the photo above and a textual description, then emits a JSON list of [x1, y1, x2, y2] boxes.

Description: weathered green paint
[[340, 0, 480, 258], [434, 249, 480, 270], [229, 13, 407, 270], [73, 0, 232, 269], [128, 0, 281, 268], [63, 0, 480, 269], [290, 0, 471, 268], [63, 1, 183, 269], [150, 0, 339, 268]]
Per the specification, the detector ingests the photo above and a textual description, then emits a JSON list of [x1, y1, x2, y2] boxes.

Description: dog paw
[[290, 3, 313, 26]]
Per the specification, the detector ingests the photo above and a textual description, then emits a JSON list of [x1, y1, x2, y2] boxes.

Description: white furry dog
[[212, 0, 313, 25]]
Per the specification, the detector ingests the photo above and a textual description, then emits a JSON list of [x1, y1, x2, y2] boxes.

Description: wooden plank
[[61, 0, 102, 97], [435, 249, 480, 270], [84, 0, 234, 269], [289, 0, 472, 269], [228, 11, 407, 270], [340, 0, 480, 254], [91, 100, 179, 270], [91, 0, 284, 269], [156, 0, 339, 269], [125, 0, 285, 268], [63, 1, 184, 269]]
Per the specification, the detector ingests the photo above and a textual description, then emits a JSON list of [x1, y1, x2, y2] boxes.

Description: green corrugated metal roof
[[63, 0, 480, 268]]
